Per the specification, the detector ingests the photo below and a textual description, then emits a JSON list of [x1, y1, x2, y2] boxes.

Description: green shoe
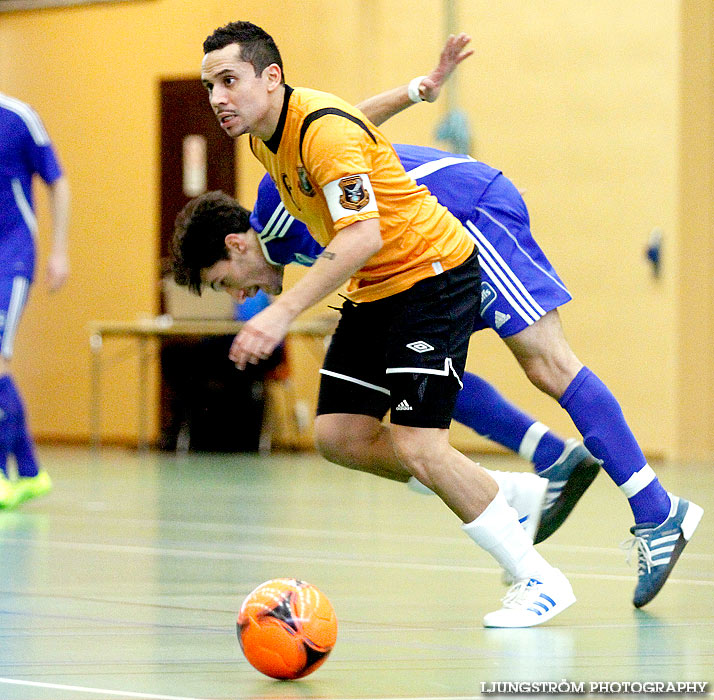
[[11, 471, 52, 507], [0, 473, 13, 508]]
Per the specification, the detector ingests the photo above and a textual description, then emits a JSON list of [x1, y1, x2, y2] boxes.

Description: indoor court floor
[[0, 446, 712, 700]]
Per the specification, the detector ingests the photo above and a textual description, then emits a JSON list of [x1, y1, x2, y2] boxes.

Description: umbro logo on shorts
[[395, 400, 413, 411], [406, 340, 434, 353]]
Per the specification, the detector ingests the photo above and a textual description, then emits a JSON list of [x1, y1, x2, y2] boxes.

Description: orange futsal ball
[[237, 578, 338, 680]]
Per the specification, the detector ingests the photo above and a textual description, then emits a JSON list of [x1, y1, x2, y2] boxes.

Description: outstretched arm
[[228, 218, 382, 369], [356, 32, 473, 126]]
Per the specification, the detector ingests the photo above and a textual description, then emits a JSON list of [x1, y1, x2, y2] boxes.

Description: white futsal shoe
[[484, 568, 576, 628]]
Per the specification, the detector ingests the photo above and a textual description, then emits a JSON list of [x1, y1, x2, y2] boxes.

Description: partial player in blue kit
[[0, 93, 70, 508], [173, 34, 702, 609], [249, 145, 593, 530], [174, 156, 593, 553], [251, 140, 702, 606]]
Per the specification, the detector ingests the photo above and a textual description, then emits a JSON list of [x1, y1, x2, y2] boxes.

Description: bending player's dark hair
[[203, 21, 285, 82], [171, 190, 251, 296]]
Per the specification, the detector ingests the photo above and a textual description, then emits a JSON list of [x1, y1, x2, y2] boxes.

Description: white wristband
[[407, 75, 427, 103]]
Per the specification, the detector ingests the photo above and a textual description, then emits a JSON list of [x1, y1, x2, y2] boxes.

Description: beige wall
[[449, 0, 680, 455], [0, 0, 705, 460], [677, 0, 714, 460]]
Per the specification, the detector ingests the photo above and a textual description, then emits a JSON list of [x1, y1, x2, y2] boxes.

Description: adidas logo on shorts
[[395, 400, 413, 411], [494, 311, 511, 329]]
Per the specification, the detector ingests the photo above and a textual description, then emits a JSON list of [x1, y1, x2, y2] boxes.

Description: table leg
[[89, 332, 103, 450], [138, 336, 150, 450]]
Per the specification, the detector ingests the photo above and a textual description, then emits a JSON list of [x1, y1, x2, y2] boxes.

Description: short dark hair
[[171, 190, 251, 295], [203, 21, 284, 82]]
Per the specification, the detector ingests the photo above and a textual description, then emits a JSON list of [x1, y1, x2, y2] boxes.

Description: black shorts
[[317, 249, 480, 428]]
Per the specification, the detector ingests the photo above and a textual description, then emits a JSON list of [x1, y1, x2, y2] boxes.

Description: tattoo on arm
[[319, 250, 336, 260]]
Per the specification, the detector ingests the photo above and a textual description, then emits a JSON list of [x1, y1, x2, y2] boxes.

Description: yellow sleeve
[[301, 114, 380, 232]]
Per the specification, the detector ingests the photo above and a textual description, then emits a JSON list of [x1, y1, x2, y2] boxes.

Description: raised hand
[[418, 33, 473, 103]]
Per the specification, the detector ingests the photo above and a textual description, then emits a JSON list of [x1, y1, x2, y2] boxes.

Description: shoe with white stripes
[[534, 439, 601, 544], [624, 494, 704, 608], [484, 568, 576, 628]]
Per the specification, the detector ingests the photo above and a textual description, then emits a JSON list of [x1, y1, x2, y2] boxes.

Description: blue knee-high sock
[[0, 375, 39, 478], [453, 371, 565, 472], [559, 367, 670, 525]]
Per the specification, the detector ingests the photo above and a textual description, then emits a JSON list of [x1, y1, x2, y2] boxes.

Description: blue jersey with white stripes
[[249, 144, 501, 266], [0, 94, 63, 280]]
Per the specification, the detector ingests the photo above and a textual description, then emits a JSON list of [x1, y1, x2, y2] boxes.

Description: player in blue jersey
[[0, 93, 70, 509], [248, 152, 593, 526], [175, 154, 596, 545], [176, 175, 599, 545], [252, 148, 702, 608]]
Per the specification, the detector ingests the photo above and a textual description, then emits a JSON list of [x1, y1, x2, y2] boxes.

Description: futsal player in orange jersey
[[199, 21, 576, 627]]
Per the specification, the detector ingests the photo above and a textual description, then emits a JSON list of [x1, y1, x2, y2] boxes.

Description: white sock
[[461, 489, 554, 581]]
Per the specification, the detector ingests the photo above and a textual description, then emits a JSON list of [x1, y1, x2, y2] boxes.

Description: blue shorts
[[468, 174, 571, 338], [0, 276, 30, 359]]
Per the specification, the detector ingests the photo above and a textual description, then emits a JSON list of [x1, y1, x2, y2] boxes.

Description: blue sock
[[453, 372, 565, 472], [0, 375, 39, 478], [0, 408, 11, 478], [559, 367, 670, 525]]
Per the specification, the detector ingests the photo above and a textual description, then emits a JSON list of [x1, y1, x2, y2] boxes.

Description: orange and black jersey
[[249, 85, 474, 303]]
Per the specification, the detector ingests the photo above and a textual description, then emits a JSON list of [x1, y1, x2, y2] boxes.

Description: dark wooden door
[[159, 78, 236, 276], [158, 78, 237, 449]]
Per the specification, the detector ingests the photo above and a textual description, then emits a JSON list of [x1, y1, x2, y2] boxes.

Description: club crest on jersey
[[338, 175, 370, 211], [296, 166, 315, 196]]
